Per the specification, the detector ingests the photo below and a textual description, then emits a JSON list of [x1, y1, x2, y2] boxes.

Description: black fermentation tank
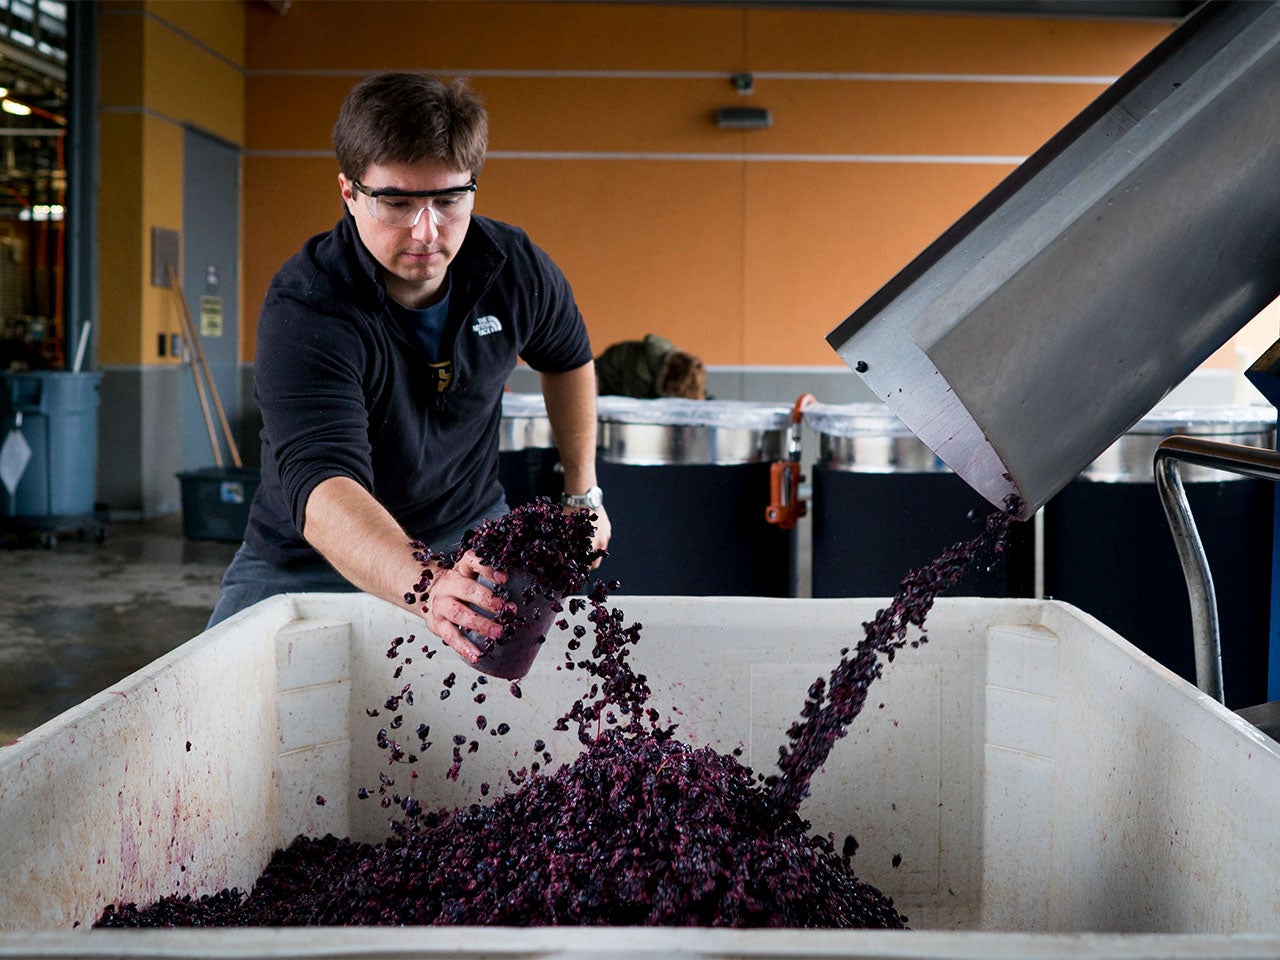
[[805, 402, 1035, 599], [594, 397, 798, 597]]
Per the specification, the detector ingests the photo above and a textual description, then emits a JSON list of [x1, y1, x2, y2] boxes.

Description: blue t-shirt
[[389, 273, 451, 360]]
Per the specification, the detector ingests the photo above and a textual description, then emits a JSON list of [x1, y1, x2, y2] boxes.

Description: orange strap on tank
[[765, 394, 816, 530]]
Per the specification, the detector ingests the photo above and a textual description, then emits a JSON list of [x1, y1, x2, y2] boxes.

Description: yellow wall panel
[[96, 112, 186, 367], [244, 74, 351, 153], [742, 162, 1014, 367], [242, 155, 746, 363], [241, 156, 346, 358], [242, 1, 1175, 367], [247, 1, 744, 72], [147, 0, 246, 67], [98, 0, 246, 368], [144, 16, 245, 145], [749, 79, 1107, 157], [247, 74, 736, 156], [478, 158, 745, 362], [247, 1, 1168, 78], [98, 113, 146, 366], [141, 116, 186, 365], [247, 71, 1106, 160], [746, 8, 1173, 76], [475, 77, 754, 155]]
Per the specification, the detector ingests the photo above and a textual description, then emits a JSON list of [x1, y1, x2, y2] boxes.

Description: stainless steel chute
[[827, 0, 1280, 519]]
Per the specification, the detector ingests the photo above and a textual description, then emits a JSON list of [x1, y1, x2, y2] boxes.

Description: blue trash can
[[1, 371, 103, 523]]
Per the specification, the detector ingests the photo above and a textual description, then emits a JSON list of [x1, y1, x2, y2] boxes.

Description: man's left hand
[[580, 503, 611, 569]]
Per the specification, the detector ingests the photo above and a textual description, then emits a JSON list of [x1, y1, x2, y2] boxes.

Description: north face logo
[[472, 315, 502, 336]]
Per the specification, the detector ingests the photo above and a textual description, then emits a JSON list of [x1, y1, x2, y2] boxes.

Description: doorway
[[180, 127, 240, 471]]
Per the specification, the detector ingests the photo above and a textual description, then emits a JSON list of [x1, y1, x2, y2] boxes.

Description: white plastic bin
[[2, 593, 1280, 957]]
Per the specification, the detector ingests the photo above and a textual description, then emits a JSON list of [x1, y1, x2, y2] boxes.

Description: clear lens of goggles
[[370, 190, 474, 228]]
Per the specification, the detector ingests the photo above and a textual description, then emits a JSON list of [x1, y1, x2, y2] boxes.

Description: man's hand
[[541, 363, 611, 568], [584, 503, 612, 569], [419, 551, 510, 665]]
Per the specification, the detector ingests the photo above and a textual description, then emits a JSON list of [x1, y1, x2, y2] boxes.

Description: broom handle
[[174, 293, 223, 469], [167, 265, 243, 468]]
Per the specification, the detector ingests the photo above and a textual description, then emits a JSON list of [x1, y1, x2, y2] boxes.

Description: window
[[0, 0, 67, 371]]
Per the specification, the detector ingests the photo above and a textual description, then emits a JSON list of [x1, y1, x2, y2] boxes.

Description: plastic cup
[[463, 570, 558, 680]]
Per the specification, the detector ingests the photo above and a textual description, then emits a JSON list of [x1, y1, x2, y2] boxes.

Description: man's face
[[338, 159, 475, 309]]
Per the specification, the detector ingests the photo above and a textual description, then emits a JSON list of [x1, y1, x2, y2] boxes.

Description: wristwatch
[[561, 485, 604, 510]]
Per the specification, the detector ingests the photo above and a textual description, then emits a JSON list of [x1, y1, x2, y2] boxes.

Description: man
[[208, 72, 610, 669]]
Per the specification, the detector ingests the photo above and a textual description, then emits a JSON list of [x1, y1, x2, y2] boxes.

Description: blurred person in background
[[595, 333, 706, 400]]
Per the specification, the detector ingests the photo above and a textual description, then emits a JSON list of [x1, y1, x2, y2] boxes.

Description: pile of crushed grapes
[[98, 496, 1017, 929]]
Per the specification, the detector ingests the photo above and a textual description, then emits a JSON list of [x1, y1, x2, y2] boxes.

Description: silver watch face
[[564, 486, 603, 509]]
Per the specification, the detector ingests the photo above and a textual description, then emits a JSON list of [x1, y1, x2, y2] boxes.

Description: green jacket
[[594, 334, 677, 398]]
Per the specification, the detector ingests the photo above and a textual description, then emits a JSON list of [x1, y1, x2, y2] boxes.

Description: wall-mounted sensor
[[716, 106, 772, 130]]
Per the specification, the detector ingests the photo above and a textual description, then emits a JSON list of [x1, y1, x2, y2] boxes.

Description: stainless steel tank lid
[[596, 398, 795, 465], [596, 396, 794, 430], [1078, 404, 1277, 483], [499, 392, 555, 451], [500, 392, 548, 419], [802, 401, 949, 473], [1120, 404, 1276, 435], [801, 401, 918, 437]]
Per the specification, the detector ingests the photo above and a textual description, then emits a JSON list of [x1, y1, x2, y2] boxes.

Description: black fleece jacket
[[245, 212, 592, 567]]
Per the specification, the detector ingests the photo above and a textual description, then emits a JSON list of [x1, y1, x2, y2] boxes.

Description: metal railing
[[1154, 435, 1280, 703]]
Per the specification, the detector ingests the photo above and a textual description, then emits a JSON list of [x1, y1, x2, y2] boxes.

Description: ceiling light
[[0, 88, 9, 99], [2, 100, 32, 116]]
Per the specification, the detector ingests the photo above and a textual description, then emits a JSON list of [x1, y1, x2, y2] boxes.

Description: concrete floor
[[0, 515, 237, 744]]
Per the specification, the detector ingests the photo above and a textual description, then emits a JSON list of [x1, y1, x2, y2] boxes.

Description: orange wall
[[244, 1, 1172, 366]]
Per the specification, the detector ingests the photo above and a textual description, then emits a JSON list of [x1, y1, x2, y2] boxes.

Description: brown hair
[[332, 72, 488, 182], [656, 350, 707, 400]]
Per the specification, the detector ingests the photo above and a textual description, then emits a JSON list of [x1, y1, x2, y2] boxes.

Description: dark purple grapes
[[100, 733, 904, 928], [97, 496, 1020, 931]]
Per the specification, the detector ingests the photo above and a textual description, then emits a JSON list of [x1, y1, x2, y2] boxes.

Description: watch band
[[561, 485, 604, 510]]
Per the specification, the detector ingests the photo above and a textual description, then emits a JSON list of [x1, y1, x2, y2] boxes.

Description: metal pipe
[[1154, 435, 1280, 703]]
